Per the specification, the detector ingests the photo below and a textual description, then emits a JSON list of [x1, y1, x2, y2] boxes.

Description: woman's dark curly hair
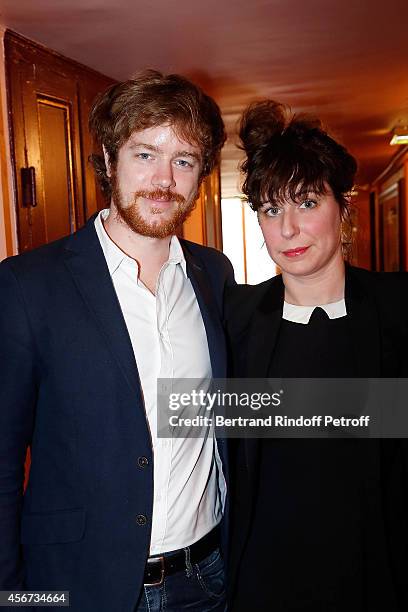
[[239, 100, 357, 211], [89, 69, 226, 199]]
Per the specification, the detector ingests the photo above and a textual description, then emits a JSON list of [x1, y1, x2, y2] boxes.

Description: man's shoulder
[[179, 238, 229, 263], [1, 219, 97, 279], [227, 275, 280, 303], [1, 235, 69, 276], [179, 238, 234, 280], [225, 275, 281, 329]]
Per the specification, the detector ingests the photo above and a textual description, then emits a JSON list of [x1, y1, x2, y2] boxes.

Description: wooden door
[[9, 57, 84, 251], [378, 178, 406, 271], [181, 169, 223, 249], [5, 31, 115, 252]]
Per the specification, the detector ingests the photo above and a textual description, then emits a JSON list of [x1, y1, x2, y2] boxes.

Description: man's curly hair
[[89, 70, 226, 200]]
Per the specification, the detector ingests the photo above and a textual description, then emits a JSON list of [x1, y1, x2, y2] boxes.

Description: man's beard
[[111, 176, 198, 239]]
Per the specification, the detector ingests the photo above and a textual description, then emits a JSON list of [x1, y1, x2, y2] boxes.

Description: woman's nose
[[280, 208, 300, 239]]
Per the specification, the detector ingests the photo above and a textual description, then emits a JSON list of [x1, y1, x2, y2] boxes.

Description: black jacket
[[225, 266, 408, 611]]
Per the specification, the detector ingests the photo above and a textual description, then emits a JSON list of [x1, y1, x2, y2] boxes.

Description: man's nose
[[151, 161, 176, 189]]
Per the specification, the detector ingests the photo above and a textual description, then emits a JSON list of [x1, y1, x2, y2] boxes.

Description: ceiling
[[1, 0, 408, 197]]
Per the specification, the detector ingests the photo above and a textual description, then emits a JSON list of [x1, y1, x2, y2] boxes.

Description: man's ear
[[102, 145, 111, 178]]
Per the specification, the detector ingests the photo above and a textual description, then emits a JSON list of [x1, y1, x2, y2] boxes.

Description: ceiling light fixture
[[390, 125, 408, 145]]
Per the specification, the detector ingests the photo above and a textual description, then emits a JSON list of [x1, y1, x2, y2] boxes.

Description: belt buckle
[[144, 555, 165, 586]]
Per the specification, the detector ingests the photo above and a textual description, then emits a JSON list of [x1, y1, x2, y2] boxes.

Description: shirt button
[[138, 456, 149, 468], [136, 514, 147, 526]]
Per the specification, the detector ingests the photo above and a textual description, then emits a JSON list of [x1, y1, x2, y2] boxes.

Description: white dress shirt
[[95, 209, 226, 554], [283, 298, 347, 324]]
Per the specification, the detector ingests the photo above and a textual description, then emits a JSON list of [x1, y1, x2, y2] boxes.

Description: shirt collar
[[167, 231, 187, 275], [283, 298, 347, 324], [94, 209, 187, 277]]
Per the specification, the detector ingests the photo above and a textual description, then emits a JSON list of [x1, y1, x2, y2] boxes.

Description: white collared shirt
[[95, 209, 226, 554], [283, 298, 347, 324]]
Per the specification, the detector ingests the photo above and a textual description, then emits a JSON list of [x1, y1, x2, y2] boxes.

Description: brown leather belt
[[143, 527, 219, 586]]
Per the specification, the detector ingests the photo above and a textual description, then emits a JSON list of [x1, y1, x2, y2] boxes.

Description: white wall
[[221, 197, 276, 284]]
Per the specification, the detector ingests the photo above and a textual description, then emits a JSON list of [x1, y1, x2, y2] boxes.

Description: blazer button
[[136, 514, 147, 526], [138, 456, 149, 468]]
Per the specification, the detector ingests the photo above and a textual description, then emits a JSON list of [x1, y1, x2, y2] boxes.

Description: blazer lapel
[[180, 245, 230, 558], [63, 218, 143, 402], [246, 274, 284, 377], [345, 267, 382, 377], [246, 268, 382, 378], [182, 247, 227, 379], [230, 275, 284, 572]]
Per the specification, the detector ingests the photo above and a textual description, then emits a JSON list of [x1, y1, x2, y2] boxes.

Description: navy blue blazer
[[0, 216, 234, 611]]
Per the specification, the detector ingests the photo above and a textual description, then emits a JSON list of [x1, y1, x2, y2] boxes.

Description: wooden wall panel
[[181, 168, 223, 249], [37, 100, 74, 241], [370, 157, 407, 272], [350, 189, 371, 270]]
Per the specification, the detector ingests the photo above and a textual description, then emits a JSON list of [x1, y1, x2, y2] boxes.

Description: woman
[[225, 100, 408, 611]]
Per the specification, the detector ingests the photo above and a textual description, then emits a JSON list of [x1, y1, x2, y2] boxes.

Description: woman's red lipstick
[[282, 246, 309, 257]]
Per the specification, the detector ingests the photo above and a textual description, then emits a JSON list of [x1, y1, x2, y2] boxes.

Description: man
[[0, 70, 233, 611]]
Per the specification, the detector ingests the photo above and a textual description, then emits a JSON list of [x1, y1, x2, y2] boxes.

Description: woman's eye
[[265, 206, 282, 217], [299, 199, 317, 209]]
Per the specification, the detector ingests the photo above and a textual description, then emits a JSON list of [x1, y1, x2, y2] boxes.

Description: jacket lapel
[[180, 244, 230, 558], [182, 246, 227, 379], [246, 268, 382, 378], [230, 275, 284, 575], [63, 218, 143, 402], [246, 274, 284, 377]]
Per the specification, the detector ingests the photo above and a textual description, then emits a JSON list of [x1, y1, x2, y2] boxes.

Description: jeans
[[135, 547, 226, 611]]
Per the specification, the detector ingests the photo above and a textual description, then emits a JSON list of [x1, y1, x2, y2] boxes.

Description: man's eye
[[175, 159, 193, 168], [299, 199, 317, 209], [137, 152, 152, 160], [264, 206, 282, 217]]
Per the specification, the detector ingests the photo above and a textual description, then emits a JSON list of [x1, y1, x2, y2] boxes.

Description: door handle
[[21, 166, 37, 207]]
